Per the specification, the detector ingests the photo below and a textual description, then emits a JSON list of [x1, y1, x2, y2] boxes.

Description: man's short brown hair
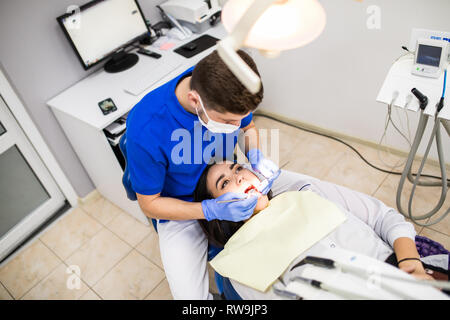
[[190, 50, 264, 115]]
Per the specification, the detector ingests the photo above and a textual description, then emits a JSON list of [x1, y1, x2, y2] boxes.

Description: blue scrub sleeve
[[240, 112, 253, 128], [127, 138, 167, 196]]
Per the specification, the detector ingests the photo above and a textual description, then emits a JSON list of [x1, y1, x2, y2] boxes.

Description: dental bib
[[210, 190, 347, 292]]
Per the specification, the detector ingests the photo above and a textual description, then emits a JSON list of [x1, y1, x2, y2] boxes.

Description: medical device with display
[[412, 39, 449, 78], [57, 0, 150, 72], [395, 70, 449, 227], [377, 29, 450, 227], [159, 0, 222, 34]]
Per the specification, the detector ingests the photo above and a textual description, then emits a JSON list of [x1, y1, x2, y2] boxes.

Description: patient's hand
[[398, 260, 433, 281], [393, 237, 433, 281]]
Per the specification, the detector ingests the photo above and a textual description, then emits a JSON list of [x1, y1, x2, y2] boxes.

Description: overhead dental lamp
[[218, 0, 327, 94]]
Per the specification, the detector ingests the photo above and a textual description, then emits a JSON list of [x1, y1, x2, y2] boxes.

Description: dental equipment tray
[[376, 58, 450, 120], [174, 35, 219, 59]]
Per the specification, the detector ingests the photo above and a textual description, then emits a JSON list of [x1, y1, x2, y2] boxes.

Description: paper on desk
[[149, 35, 176, 51], [210, 190, 347, 292]]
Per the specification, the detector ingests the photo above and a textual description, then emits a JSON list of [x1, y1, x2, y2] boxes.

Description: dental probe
[[216, 188, 260, 203], [255, 179, 269, 193], [216, 198, 248, 204]]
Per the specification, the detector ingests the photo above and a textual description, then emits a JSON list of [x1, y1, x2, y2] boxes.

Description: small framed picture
[[98, 98, 117, 115]]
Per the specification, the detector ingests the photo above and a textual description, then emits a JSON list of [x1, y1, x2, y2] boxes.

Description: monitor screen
[[416, 44, 442, 67], [58, 0, 149, 70]]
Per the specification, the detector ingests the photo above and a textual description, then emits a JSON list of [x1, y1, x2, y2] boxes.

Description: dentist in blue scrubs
[[125, 50, 279, 299]]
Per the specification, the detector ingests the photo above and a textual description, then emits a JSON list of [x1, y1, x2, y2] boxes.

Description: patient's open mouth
[[244, 185, 257, 194]]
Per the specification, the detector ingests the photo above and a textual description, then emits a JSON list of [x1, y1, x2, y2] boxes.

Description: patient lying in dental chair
[[193, 161, 449, 299]]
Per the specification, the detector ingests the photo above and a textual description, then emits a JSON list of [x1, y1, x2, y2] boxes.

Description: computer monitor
[[57, 0, 150, 73]]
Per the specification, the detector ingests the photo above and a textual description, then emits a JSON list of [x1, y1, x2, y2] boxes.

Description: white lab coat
[[230, 170, 417, 299]]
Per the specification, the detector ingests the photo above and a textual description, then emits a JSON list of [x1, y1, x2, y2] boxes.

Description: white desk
[[47, 24, 227, 225]]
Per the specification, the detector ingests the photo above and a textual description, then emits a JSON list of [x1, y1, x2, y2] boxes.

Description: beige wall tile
[[253, 116, 314, 168], [0, 240, 60, 299], [93, 250, 165, 300], [0, 283, 13, 300], [107, 212, 151, 247], [420, 228, 450, 250], [375, 174, 450, 227], [135, 229, 163, 269], [323, 150, 389, 196], [81, 197, 123, 225], [347, 142, 404, 171], [428, 215, 450, 237], [40, 208, 103, 260], [65, 228, 131, 287], [144, 278, 173, 300], [282, 134, 347, 179], [21, 263, 89, 300], [79, 289, 101, 300], [374, 174, 407, 210]]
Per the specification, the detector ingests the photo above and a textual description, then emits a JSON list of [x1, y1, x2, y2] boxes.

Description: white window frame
[[0, 66, 78, 207]]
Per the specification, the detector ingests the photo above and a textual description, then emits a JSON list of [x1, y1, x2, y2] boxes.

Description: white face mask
[[195, 95, 240, 134]]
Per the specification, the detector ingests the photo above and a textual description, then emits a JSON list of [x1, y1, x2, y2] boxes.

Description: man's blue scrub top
[[126, 67, 253, 208]]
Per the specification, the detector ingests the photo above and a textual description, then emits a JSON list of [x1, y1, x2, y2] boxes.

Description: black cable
[[254, 113, 449, 182], [401, 46, 412, 53]]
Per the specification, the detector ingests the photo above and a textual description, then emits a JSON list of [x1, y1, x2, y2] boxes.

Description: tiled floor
[[0, 116, 449, 300]]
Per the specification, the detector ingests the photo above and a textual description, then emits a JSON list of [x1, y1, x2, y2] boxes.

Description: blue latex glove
[[202, 192, 258, 222], [247, 149, 281, 194]]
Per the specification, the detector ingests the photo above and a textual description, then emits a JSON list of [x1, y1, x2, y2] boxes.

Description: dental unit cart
[[377, 29, 450, 227]]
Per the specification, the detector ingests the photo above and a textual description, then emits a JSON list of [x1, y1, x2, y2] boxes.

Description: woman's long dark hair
[[193, 163, 272, 248]]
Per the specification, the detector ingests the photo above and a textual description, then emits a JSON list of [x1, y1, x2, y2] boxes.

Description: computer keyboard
[[124, 60, 182, 96]]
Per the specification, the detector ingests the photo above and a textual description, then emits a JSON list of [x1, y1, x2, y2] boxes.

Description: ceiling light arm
[[217, 0, 280, 94]]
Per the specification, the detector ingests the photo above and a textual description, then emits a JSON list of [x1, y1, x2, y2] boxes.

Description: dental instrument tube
[[437, 70, 447, 112], [411, 88, 429, 110], [443, 119, 450, 136], [443, 70, 447, 98], [407, 116, 449, 225], [395, 74, 450, 226], [216, 197, 248, 204], [397, 111, 449, 226]]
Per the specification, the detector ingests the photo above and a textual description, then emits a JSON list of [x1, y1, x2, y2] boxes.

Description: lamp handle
[[217, 39, 261, 94], [217, 0, 279, 93]]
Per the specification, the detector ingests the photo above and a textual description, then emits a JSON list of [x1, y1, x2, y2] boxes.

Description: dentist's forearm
[[137, 193, 205, 220]]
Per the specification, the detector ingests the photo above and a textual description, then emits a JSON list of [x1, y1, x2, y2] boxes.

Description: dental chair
[[119, 133, 242, 300]]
